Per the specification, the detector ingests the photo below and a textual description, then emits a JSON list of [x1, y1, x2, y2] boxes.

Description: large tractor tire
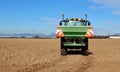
[[60, 37, 67, 56], [82, 38, 88, 55]]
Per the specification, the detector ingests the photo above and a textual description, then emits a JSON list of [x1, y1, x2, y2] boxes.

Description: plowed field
[[0, 38, 120, 72]]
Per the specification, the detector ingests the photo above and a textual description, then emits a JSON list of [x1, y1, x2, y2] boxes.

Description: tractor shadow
[[67, 50, 93, 56]]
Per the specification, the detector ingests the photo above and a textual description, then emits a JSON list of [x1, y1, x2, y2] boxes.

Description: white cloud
[[90, 0, 120, 8], [89, 0, 120, 15], [90, 6, 96, 10], [43, 17, 59, 22], [112, 10, 120, 15], [32, 17, 60, 25], [90, 5, 106, 10], [43, 17, 60, 26]]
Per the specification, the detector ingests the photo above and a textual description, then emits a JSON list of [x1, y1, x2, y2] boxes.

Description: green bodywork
[[57, 26, 93, 38]]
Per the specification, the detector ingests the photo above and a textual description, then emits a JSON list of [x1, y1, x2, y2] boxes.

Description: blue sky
[[0, 0, 120, 35]]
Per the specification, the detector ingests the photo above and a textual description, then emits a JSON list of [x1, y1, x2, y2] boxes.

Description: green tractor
[[56, 14, 94, 55]]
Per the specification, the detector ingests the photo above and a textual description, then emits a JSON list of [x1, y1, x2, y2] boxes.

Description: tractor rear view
[[56, 14, 94, 55]]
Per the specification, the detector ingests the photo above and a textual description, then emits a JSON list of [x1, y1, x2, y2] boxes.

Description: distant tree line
[[33, 35, 52, 39], [93, 35, 109, 39], [0, 35, 54, 39]]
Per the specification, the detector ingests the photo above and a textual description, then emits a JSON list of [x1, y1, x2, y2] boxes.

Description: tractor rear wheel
[[82, 38, 88, 55], [60, 37, 67, 56]]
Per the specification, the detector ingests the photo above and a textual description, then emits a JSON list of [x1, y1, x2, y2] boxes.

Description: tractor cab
[[59, 18, 91, 26]]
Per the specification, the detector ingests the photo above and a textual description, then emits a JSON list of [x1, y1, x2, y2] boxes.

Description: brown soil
[[0, 38, 120, 72]]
